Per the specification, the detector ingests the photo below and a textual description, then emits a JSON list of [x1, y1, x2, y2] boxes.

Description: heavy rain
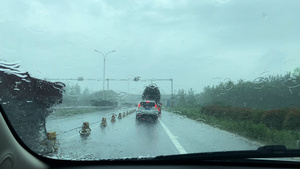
[[1, 0, 300, 161]]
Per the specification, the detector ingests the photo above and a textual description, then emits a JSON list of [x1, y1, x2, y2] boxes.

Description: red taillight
[[146, 100, 149, 103], [138, 104, 140, 107], [155, 104, 157, 108]]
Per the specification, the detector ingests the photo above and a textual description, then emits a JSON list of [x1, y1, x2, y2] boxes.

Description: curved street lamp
[[94, 50, 116, 91]]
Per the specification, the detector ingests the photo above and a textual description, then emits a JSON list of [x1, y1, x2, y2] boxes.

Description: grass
[[170, 107, 300, 149], [51, 108, 99, 117]]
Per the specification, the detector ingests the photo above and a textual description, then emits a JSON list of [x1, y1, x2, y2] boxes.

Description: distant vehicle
[[142, 84, 162, 115], [136, 100, 159, 121]]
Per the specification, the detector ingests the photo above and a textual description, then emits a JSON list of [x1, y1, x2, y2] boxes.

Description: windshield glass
[[1, 0, 300, 161]]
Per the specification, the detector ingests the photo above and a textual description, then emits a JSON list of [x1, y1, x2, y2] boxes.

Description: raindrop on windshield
[[261, 12, 268, 19], [253, 77, 268, 89], [14, 81, 21, 91], [117, 92, 128, 99], [288, 88, 293, 94], [283, 76, 300, 89], [219, 78, 234, 95], [215, 0, 231, 5]]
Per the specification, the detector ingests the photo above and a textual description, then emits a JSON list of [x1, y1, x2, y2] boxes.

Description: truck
[[142, 84, 162, 115]]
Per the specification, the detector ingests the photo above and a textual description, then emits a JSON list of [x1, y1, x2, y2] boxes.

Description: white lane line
[[158, 119, 187, 154]]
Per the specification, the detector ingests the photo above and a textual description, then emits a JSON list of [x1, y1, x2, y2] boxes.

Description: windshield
[[1, 0, 300, 161]]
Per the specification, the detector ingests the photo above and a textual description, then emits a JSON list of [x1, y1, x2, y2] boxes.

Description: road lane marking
[[158, 119, 187, 154]]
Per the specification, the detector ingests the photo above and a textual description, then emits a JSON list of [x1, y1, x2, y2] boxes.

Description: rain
[[1, 0, 300, 161]]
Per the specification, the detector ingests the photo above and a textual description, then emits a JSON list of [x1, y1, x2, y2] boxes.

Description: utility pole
[[94, 50, 116, 91]]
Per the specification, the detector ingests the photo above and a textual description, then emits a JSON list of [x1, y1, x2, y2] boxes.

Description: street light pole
[[94, 50, 116, 91]]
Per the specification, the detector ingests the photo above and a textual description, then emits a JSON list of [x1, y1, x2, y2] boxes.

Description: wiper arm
[[257, 145, 287, 154], [154, 145, 300, 161]]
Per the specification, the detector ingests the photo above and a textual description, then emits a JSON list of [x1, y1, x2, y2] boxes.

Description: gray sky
[[1, 0, 300, 94]]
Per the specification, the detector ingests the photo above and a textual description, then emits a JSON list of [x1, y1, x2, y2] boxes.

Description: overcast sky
[[1, 0, 300, 94]]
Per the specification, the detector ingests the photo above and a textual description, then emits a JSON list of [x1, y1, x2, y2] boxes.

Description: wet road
[[46, 107, 261, 160]]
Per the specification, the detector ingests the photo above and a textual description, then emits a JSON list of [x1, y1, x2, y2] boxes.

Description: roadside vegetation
[[61, 83, 118, 107], [51, 108, 100, 117], [171, 68, 300, 149], [48, 83, 120, 117], [171, 106, 300, 149]]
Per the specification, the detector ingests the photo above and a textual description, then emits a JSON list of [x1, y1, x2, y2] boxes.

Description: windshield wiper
[[153, 145, 300, 161], [257, 145, 287, 154]]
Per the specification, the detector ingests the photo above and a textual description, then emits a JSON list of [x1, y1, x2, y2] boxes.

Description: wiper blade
[[257, 145, 287, 154], [154, 145, 300, 161]]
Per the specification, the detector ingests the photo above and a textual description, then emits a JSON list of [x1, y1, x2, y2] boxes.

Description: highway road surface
[[45, 107, 261, 160]]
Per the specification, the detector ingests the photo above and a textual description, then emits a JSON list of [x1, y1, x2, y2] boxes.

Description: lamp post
[[94, 50, 116, 91]]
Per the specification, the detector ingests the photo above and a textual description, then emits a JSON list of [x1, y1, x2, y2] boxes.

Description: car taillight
[[155, 104, 157, 108], [138, 104, 140, 107]]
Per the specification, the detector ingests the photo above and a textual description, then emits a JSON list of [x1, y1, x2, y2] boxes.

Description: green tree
[[187, 88, 196, 107], [90, 90, 118, 102], [73, 84, 81, 95], [82, 87, 90, 96], [176, 89, 186, 107], [293, 67, 300, 77]]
